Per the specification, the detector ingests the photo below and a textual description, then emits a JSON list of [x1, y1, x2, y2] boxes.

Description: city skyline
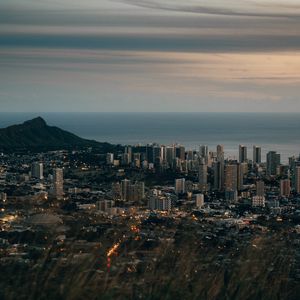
[[1, 3, 300, 297], [1, 0, 300, 112], [1, 110, 300, 299]]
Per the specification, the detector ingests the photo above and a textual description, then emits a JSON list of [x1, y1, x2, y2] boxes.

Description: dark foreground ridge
[[0, 117, 117, 152]]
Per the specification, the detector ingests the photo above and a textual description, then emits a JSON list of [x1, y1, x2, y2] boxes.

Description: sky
[[1, 0, 300, 112]]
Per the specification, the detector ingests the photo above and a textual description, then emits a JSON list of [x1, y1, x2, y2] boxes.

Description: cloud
[[0, 0, 300, 112], [1, 31, 300, 53], [1, 48, 299, 112], [118, 0, 300, 18]]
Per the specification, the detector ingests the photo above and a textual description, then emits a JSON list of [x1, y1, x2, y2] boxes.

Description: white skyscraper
[[106, 153, 114, 165], [31, 162, 44, 180]]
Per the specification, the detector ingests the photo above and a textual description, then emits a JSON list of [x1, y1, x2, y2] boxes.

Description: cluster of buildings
[[1, 143, 300, 216], [1, 143, 300, 294], [106, 143, 300, 212]]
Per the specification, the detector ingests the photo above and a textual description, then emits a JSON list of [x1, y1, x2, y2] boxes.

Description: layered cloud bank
[[0, 0, 300, 112], [120, 0, 300, 17]]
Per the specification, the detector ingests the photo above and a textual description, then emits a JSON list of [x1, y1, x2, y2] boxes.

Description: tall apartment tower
[[175, 145, 185, 161], [267, 151, 281, 176], [256, 180, 265, 197], [106, 153, 114, 165], [253, 145, 262, 164], [166, 146, 175, 167], [153, 146, 161, 166], [195, 194, 205, 208], [239, 145, 247, 163], [128, 182, 145, 202], [121, 179, 131, 201], [199, 145, 208, 163], [160, 145, 166, 162], [295, 166, 300, 194], [175, 178, 186, 194], [199, 159, 208, 191], [225, 163, 238, 192], [280, 179, 291, 197], [31, 162, 44, 180], [186, 150, 194, 161], [53, 168, 63, 199], [217, 145, 224, 162], [237, 162, 247, 191], [124, 146, 132, 164], [149, 194, 172, 211], [214, 145, 225, 191]]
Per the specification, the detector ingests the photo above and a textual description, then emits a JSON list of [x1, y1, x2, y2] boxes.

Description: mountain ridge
[[0, 116, 116, 152]]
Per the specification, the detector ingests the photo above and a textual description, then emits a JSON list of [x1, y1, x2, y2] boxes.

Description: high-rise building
[[237, 162, 247, 191], [175, 178, 186, 194], [153, 146, 161, 166], [214, 145, 225, 191], [146, 145, 154, 164], [195, 194, 204, 208], [256, 181, 265, 197], [121, 179, 131, 201], [121, 179, 145, 201], [186, 150, 194, 161], [149, 194, 172, 211], [122, 153, 131, 165], [53, 168, 63, 199], [106, 153, 114, 165], [267, 151, 280, 176], [198, 159, 208, 187], [124, 146, 132, 164], [133, 153, 141, 168], [199, 145, 208, 163], [252, 196, 265, 207], [160, 145, 166, 162], [166, 146, 175, 167], [239, 145, 247, 163], [31, 162, 43, 180], [175, 145, 185, 161], [253, 145, 262, 164], [217, 145, 224, 162], [280, 179, 291, 197], [225, 163, 238, 192], [213, 162, 223, 191], [128, 182, 145, 201], [295, 166, 300, 194]]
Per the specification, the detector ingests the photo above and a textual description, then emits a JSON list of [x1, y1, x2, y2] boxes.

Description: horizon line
[[1, 111, 300, 114]]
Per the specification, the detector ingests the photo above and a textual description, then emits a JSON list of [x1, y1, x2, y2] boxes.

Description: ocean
[[0, 112, 300, 163]]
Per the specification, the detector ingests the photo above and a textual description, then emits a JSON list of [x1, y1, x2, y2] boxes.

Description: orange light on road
[[107, 242, 120, 258]]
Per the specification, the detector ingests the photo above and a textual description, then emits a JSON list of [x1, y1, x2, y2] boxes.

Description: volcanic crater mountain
[[0, 117, 115, 152]]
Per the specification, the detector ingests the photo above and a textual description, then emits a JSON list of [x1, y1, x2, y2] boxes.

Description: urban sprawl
[[1, 143, 300, 298]]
